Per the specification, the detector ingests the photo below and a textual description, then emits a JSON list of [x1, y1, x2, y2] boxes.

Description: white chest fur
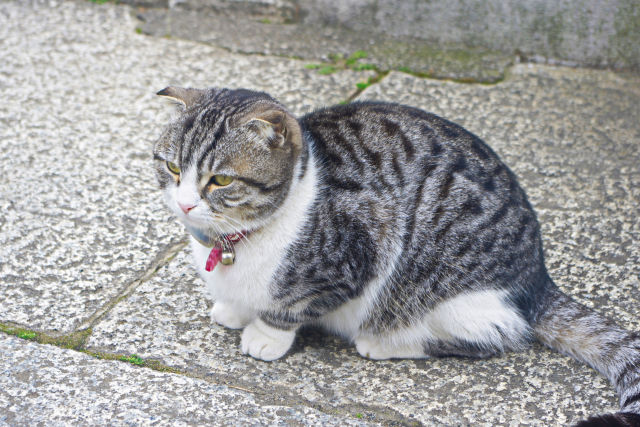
[[190, 160, 318, 312]]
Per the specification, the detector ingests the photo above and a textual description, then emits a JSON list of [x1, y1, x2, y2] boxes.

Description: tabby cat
[[153, 86, 640, 426]]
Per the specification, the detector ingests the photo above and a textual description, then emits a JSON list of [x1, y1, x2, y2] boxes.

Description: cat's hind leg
[[419, 289, 533, 356], [210, 300, 256, 329], [353, 330, 507, 360], [422, 338, 504, 358], [355, 289, 532, 360], [355, 335, 427, 359]]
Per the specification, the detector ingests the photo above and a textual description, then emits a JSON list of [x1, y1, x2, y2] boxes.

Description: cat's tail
[[533, 282, 640, 426]]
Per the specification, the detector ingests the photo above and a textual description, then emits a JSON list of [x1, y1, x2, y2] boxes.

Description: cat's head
[[153, 87, 303, 239]]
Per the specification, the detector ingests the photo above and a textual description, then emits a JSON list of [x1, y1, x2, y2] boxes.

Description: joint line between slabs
[[346, 70, 390, 103], [76, 240, 188, 333]]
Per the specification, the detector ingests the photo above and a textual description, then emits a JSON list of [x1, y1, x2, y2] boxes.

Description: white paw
[[241, 319, 296, 361], [355, 336, 426, 360], [210, 301, 255, 329]]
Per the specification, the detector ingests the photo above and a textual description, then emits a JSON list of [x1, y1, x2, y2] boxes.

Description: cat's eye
[[166, 161, 181, 175], [210, 175, 234, 187]]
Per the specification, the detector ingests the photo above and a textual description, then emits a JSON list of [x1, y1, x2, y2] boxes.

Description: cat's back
[[300, 101, 508, 197]]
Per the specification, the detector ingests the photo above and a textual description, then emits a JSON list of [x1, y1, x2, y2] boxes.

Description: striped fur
[[534, 286, 640, 424], [154, 87, 639, 423]]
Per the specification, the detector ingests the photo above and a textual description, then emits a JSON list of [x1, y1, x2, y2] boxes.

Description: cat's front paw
[[241, 319, 296, 361], [210, 301, 254, 329]]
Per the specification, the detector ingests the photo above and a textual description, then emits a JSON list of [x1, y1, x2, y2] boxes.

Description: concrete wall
[[128, 0, 640, 71], [298, 0, 640, 70]]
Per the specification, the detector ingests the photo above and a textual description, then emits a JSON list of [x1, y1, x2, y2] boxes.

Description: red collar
[[204, 231, 249, 271], [224, 231, 246, 243]]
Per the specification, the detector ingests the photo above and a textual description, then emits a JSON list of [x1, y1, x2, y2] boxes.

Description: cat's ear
[[241, 106, 302, 151], [249, 110, 287, 148], [156, 87, 204, 109]]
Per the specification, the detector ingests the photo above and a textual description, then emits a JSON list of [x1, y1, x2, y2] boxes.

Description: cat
[[153, 86, 640, 426]]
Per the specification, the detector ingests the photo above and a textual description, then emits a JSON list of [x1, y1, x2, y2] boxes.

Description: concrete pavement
[[0, 1, 638, 425]]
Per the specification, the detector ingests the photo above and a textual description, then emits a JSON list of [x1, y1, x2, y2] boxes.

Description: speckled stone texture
[[87, 64, 640, 425], [0, 334, 370, 426], [1, 0, 639, 425], [0, 0, 370, 333]]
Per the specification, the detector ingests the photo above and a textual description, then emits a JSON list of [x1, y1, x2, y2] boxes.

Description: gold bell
[[221, 250, 235, 265], [220, 239, 235, 265]]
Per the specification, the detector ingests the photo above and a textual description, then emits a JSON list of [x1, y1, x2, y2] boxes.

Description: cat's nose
[[178, 202, 196, 214]]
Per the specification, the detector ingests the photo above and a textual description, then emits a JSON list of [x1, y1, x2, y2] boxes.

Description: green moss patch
[[305, 50, 379, 76], [0, 323, 92, 350], [119, 354, 144, 365], [79, 349, 182, 373], [4, 326, 37, 341]]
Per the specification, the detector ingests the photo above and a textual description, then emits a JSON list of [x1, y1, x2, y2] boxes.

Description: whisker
[[219, 215, 258, 252]]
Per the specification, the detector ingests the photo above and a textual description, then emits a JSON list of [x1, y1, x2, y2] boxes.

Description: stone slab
[[0, 334, 370, 426], [87, 64, 639, 425], [0, 0, 371, 333]]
